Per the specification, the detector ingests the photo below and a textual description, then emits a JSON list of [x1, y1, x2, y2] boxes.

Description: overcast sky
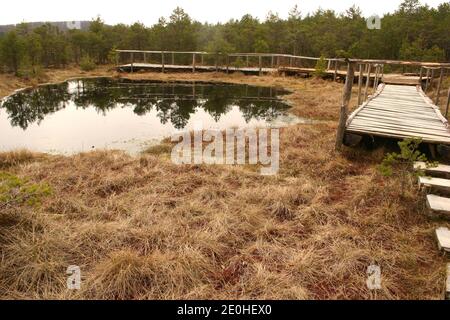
[[0, 0, 447, 26]]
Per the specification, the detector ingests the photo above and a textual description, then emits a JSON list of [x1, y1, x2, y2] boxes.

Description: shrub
[[314, 55, 327, 78], [80, 56, 96, 71]]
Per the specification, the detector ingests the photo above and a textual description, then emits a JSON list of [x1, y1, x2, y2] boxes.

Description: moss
[[0, 172, 52, 206]]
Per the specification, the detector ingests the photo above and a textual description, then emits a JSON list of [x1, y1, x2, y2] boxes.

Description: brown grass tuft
[[0, 70, 449, 300]]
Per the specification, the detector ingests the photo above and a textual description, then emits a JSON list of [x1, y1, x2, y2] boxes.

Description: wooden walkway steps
[[419, 176, 450, 193], [346, 84, 450, 145], [414, 162, 450, 177], [436, 227, 450, 253], [427, 195, 450, 216]]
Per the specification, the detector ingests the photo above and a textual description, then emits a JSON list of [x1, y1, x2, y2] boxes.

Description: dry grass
[[0, 68, 449, 300]]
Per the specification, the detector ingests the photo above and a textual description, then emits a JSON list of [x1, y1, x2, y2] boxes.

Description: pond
[[0, 77, 304, 154]]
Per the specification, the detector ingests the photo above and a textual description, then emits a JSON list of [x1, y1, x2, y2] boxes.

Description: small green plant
[[232, 57, 245, 68], [80, 56, 97, 71], [108, 47, 119, 65], [314, 55, 327, 78], [0, 172, 52, 208], [378, 138, 437, 196]]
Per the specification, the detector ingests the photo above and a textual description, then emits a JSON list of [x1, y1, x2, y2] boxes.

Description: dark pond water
[[0, 78, 302, 154]]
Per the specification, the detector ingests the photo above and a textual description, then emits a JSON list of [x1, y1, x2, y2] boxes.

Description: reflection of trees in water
[[0, 83, 71, 129], [0, 78, 289, 130]]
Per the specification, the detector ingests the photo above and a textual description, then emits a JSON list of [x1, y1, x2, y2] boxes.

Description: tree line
[[0, 0, 448, 76]]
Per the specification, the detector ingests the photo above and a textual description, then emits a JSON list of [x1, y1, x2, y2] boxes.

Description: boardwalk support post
[[130, 52, 134, 73], [259, 55, 262, 76], [192, 53, 196, 72], [445, 88, 450, 119], [357, 63, 363, 107], [373, 65, 379, 90], [435, 68, 444, 105], [425, 68, 431, 92], [333, 60, 338, 81], [364, 63, 372, 100], [336, 61, 355, 151], [419, 66, 423, 87]]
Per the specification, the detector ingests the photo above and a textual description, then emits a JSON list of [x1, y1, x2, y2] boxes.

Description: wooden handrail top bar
[[348, 58, 450, 68]]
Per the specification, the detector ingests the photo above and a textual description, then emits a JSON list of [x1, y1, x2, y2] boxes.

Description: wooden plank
[[346, 127, 450, 144], [358, 112, 440, 123], [347, 125, 450, 142], [348, 123, 450, 138], [357, 108, 442, 120], [352, 114, 448, 128], [414, 162, 450, 175], [359, 109, 442, 120], [419, 176, 450, 192], [427, 196, 450, 217], [435, 227, 450, 252], [353, 116, 448, 131]]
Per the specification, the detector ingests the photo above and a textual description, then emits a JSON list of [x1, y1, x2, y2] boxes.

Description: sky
[[0, 0, 447, 26]]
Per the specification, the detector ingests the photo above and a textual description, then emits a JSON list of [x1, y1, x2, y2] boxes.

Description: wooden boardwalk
[[118, 63, 276, 74], [345, 84, 450, 144]]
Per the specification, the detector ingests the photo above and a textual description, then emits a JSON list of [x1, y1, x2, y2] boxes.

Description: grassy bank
[[0, 67, 449, 299]]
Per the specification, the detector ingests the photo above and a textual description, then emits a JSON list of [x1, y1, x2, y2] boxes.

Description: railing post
[[327, 59, 332, 70], [364, 63, 372, 100], [130, 52, 134, 73], [336, 62, 355, 151], [161, 51, 165, 73], [246, 56, 249, 67], [430, 68, 435, 89], [425, 68, 431, 92], [357, 63, 363, 107], [435, 68, 444, 105], [419, 66, 423, 87], [271, 56, 274, 68], [172, 52, 175, 65], [201, 54, 204, 66], [115, 51, 119, 67], [373, 65, 379, 90], [333, 60, 338, 81], [259, 55, 262, 76], [445, 88, 450, 119], [226, 54, 229, 74], [143, 52, 147, 64], [192, 53, 196, 72]]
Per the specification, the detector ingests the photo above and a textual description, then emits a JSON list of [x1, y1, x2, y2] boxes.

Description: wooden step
[[426, 195, 450, 216], [414, 161, 450, 178], [418, 176, 450, 193], [435, 227, 450, 253]]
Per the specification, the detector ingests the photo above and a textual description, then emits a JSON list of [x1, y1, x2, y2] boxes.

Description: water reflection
[[1, 78, 290, 130], [0, 78, 294, 154]]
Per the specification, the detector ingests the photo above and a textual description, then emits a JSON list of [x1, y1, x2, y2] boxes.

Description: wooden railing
[[115, 49, 343, 76]]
